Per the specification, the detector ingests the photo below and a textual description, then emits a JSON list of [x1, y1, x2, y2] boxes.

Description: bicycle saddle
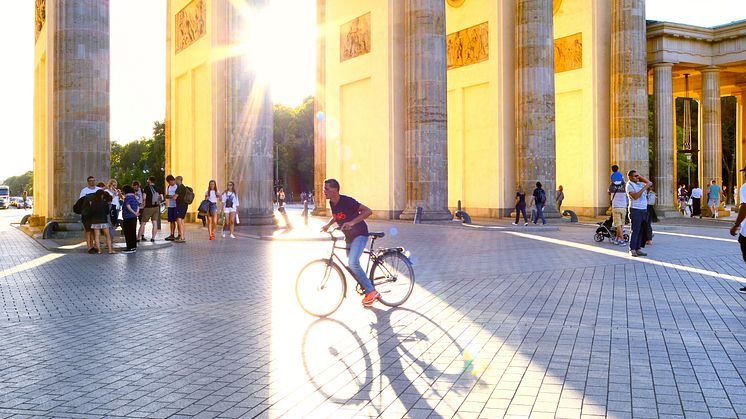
[[368, 232, 385, 238]]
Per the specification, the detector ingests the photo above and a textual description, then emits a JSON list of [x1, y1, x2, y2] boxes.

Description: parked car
[[0, 186, 9, 209]]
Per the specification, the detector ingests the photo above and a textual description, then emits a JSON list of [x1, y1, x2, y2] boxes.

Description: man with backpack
[[609, 178, 628, 245], [173, 176, 191, 243], [529, 182, 547, 225], [139, 176, 163, 242]]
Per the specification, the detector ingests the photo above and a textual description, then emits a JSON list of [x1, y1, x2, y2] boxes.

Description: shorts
[[90, 223, 109, 230], [167, 207, 177, 222], [223, 207, 236, 214], [176, 204, 188, 219], [612, 207, 626, 228], [708, 199, 719, 207], [141, 206, 159, 223]]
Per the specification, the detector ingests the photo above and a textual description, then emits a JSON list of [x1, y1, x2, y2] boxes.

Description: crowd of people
[[677, 180, 724, 218], [76, 174, 242, 254]]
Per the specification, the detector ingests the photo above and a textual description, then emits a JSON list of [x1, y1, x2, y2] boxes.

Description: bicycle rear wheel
[[370, 251, 415, 307], [296, 259, 346, 317]]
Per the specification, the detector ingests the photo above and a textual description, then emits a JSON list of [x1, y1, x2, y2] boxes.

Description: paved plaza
[[2, 208, 746, 418]]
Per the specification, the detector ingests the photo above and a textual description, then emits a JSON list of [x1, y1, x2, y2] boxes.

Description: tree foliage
[[1, 171, 33, 196], [273, 96, 314, 199], [110, 121, 165, 187]]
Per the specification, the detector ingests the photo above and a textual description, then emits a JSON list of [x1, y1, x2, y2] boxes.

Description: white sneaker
[[230, 234, 236, 239], [511, 222, 517, 225], [222, 232, 226, 238]]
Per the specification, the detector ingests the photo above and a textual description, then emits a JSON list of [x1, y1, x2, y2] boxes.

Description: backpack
[[183, 186, 195, 205], [73, 193, 95, 215], [537, 189, 546, 205]]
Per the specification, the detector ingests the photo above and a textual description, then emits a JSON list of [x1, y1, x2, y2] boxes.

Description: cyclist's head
[[323, 179, 340, 198], [324, 178, 340, 190]]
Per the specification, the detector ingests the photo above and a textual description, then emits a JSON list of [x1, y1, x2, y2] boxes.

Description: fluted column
[[312, 0, 327, 216], [400, 0, 451, 221], [52, 0, 110, 220], [653, 63, 674, 210], [225, 0, 274, 225], [515, 0, 557, 214], [702, 66, 722, 186], [610, 0, 648, 175]]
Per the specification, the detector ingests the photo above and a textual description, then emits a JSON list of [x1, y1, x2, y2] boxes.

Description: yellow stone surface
[[553, 0, 610, 216], [324, 1, 406, 218], [167, 0, 226, 213], [32, 11, 51, 226]]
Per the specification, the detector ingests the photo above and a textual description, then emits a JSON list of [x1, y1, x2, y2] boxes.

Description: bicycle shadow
[[301, 306, 488, 417]]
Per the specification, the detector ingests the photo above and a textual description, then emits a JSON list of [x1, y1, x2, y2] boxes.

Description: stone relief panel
[[554, 32, 582, 73], [35, 0, 46, 41], [447, 22, 488, 70], [175, 0, 207, 54], [340, 13, 371, 62]]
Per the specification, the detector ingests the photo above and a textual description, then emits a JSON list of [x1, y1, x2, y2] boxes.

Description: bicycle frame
[[324, 232, 380, 285]]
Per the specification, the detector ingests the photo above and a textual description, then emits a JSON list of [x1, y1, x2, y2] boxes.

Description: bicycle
[[295, 230, 415, 317]]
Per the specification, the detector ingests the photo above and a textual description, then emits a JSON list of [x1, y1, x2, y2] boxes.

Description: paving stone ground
[[2, 207, 746, 418]]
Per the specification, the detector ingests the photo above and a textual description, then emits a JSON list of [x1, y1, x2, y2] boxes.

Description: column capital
[[701, 65, 720, 73]]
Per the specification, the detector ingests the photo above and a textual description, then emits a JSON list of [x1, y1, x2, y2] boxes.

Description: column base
[[238, 209, 276, 226], [399, 207, 453, 221], [655, 207, 682, 219], [311, 207, 327, 217]]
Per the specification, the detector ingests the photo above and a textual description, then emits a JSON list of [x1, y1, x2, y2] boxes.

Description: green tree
[[1, 171, 33, 195], [273, 97, 314, 199], [110, 121, 165, 187]]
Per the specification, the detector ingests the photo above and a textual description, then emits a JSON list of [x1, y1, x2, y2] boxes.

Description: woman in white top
[[205, 179, 220, 241], [221, 181, 239, 239]]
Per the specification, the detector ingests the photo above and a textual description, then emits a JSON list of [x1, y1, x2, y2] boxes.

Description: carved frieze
[[340, 13, 371, 62], [35, 0, 46, 41], [447, 22, 488, 70], [175, 0, 206, 54], [554, 32, 582, 73]]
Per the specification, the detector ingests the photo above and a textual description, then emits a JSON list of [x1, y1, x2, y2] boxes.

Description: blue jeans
[[515, 204, 527, 223], [629, 208, 646, 251], [533, 205, 545, 224], [347, 235, 374, 294]]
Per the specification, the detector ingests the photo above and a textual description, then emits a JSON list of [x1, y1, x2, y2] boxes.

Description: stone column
[[514, 0, 557, 215], [610, 0, 648, 176], [701, 66, 722, 187], [400, 0, 451, 221], [653, 63, 675, 212], [52, 0, 110, 221], [225, 0, 274, 225], [312, 0, 327, 216]]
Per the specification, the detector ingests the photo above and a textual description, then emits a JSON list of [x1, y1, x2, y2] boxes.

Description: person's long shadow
[[301, 306, 488, 417]]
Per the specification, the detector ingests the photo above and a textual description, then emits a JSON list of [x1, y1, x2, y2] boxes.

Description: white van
[[0, 185, 9, 209]]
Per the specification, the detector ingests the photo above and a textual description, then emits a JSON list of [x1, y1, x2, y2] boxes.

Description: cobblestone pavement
[[3, 207, 746, 418]]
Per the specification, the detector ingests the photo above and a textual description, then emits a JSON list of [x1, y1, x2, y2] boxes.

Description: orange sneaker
[[362, 290, 379, 307], [210, 234, 215, 241]]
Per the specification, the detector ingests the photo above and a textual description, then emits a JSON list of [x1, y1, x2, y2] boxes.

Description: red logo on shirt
[[333, 212, 346, 221]]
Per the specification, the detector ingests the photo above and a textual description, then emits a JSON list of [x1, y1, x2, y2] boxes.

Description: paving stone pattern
[[2, 209, 746, 418]]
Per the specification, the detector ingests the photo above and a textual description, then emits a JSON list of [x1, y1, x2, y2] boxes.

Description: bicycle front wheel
[[370, 251, 415, 307], [296, 259, 347, 317]]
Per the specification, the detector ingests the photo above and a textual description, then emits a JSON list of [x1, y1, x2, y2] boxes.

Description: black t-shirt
[[143, 184, 162, 208], [89, 199, 110, 224], [515, 192, 526, 206], [330, 195, 368, 243], [533, 188, 545, 204]]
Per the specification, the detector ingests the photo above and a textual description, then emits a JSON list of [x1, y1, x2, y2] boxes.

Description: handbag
[[687, 198, 693, 206], [197, 199, 211, 215]]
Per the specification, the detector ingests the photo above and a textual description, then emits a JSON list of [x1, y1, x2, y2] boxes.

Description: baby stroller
[[594, 215, 629, 243]]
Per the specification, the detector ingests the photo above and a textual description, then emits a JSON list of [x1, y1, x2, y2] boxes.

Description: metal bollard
[[302, 200, 309, 226], [413, 206, 423, 224]]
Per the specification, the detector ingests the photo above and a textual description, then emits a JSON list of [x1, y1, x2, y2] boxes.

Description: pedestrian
[[556, 185, 564, 215], [706, 179, 722, 218], [647, 188, 659, 223], [138, 176, 163, 242], [79, 176, 100, 253], [626, 170, 652, 257], [690, 181, 703, 218], [221, 181, 239, 239], [609, 178, 628, 245], [89, 190, 114, 254], [205, 179, 220, 241], [173, 176, 188, 243], [512, 185, 528, 226], [678, 184, 688, 215], [278, 187, 286, 207], [105, 179, 122, 238], [729, 166, 746, 293], [165, 175, 179, 241], [529, 182, 547, 225], [121, 185, 139, 253]]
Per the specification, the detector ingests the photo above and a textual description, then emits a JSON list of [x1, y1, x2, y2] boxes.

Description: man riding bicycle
[[320, 178, 379, 307]]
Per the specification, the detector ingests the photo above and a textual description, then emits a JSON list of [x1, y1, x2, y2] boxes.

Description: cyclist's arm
[[349, 204, 372, 226], [321, 217, 336, 232]]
